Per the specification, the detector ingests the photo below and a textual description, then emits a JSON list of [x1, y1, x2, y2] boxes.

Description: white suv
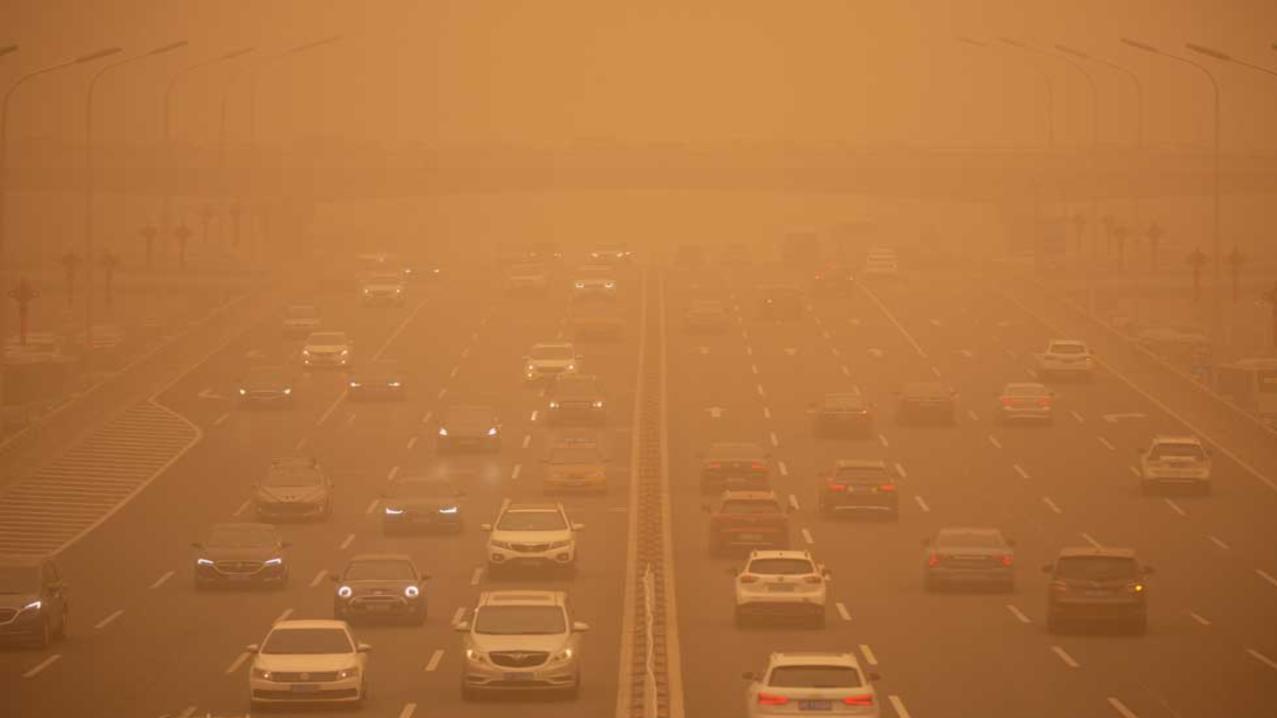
[[302, 331, 353, 368], [1034, 339, 1094, 380], [1138, 435, 1212, 495], [482, 503, 583, 576], [733, 550, 830, 628], [456, 590, 588, 700], [247, 619, 369, 709], [744, 652, 880, 717], [523, 342, 580, 383]]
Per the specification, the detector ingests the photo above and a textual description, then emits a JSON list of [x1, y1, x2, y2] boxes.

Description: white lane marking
[[406, 435, 419, 450], [841, 365, 850, 376], [1187, 611, 1212, 626], [835, 602, 851, 621], [1051, 645, 1080, 668], [830, 347, 840, 357], [1208, 535, 1230, 550], [756, 383, 766, 397], [343, 412, 357, 427], [398, 702, 418, 718], [339, 533, 355, 550], [745, 346, 753, 356], [888, 695, 912, 718], [365, 499, 380, 515], [769, 431, 779, 447], [149, 570, 174, 589], [294, 436, 308, 451], [801, 528, 814, 545], [451, 607, 465, 626], [788, 494, 800, 511], [1006, 604, 1031, 624], [1256, 568, 1277, 589], [777, 461, 789, 477], [461, 347, 470, 359], [224, 651, 251, 675], [958, 349, 974, 359], [877, 434, 889, 448], [894, 462, 908, 479], [762, 407, 772, 420], [857, 644, 879, 667], [93, 609, 124, 630], [855, 282, 928, 358], [274, 608, 293, 624], [987, 434, 1002, 449], [1128, 465, 1142, 478], [315, 390, 348, 426], [930, 366, 942, 378], [698, 346, 709, 356], [387, 465, 400, 481], [928, 318, 942, 327], [530, 410, 539, 422], [1013, 464, 1030, 479], [1107, 697, 1139, 718], [1097, 436, 1116, 451], [424, 649, 444, 673], [1246, 648, 1277, 671], [1164, 498, 1187, 517], [512, 464, 522, 480], [450, 365, 460, 379], [849, 317, 862, 326], [966, 409, 979, 422], [1081, 532, 1102, 548], [1042, 497, 1063, 515], [470, 566, 484, 585], [212, 412, 230, 427], [913, 495, 930, 513], [421, 410, 433, 424], [522, 434, 532, 449], [822, 330, 832, 340], [22, 654, 61, 678], [750, 364, 759, 375], [867, 348, 884, 359], [309, 569, 329, 588], [1070, 410, 1085, 423], [232, 499, 251, 518]]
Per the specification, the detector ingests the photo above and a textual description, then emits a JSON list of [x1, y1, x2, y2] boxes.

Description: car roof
[[834, 459, 888, 469], [768, 652, 861, 669], [1002, 382, 1048, 392], [479, 590, 565, 606], [707, 442, 766, 457], [1048, 338, 1087, 346], [902, 381, 950, 393], [532, 342, 575, 350], [721, 490, 778, 501], [271, 619, 350, 631], [1057, 546, 1137, 559], [748, 550, 813, 562], [936, 527, 1006, 540]]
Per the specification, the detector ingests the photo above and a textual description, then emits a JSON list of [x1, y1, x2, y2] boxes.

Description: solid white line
[[309, 569, 329, 588], [1042, 497, 1063, 515], [858, 644, 878, 666], [769, 431, 779, 447], [894, 462, 908, 479], [1107, 697, 1139, 718], [274, 608, 293, 624], [344, 412, 357, 427], [966, 409, 979, 422], [801, 528, 814, 545], [835, 602, 851, 621], [888, 695, 912, 718], [878, 434, 889, 448], [398, 703, 418, 718], [452, 607, 465, 626], [762, 407, 772, 419], [987, 434, 1003, 449], [1128, 465, 1142, 478], [788, 494, 799, 511], [1208, 535, 1230, 550], [1097, 436, 1116, 451], [315, 390, 348, 426], [450, 365, 459, 379], [365, 499, 380, 515], [1246, 648, 1277, 671], [232, 499, 250, 517], [93, 609, 124, 630], [745, 346, 753, 356], [424, 649, 444, 673], [1013, 464, 1030, 479], [339, 533, 355, 550], [530, 409, 539, 422], [1164, 498, 1187, 517], [1187, 611, 1212, 626], [1256, 568, 1277, 589], [1005, 604, 1031, 624], [1081, 532, 1102, 548], [406, 436, 419, 450], [855, 282, 928, 358], [913, 495, 930, 513], [470, 566, 484, 585], [387, 465, 400, 481], [212, 412, 230, 427], [522, 434, 532, 449], [22, 654, 61, 678], [777, 461, 789, 477], [224, 651, 250, 675], [1071, 410, 1085, 423], [1051, 645, 1080, 668], [175, 706, 198, 718], [512, 464, 522, 480], [149, 570, 174, 590]]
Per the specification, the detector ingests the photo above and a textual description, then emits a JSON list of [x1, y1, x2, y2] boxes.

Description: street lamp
[[1122, 37, 1222, 344], [1187, 43, 1277, 78], [83, 40, 186, 367], [956, 35, 1055, 147], [1056, 44, 1144, 150]]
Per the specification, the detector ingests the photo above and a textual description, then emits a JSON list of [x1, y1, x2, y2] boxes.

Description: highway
[[2, 254, 1277, 718]]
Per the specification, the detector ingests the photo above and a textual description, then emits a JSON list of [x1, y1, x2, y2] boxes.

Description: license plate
[[799, 699, 832, 710], [365, 603, 392, 612], [768, 584, 796, 592], [504, 672, 534, 681], [291, 684, 319, 693]]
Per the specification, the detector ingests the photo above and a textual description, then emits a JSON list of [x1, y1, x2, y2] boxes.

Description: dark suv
[[700, 442, 770, 493], [817, 460, 899, 519], [1043, 547, 1153, 634], [0, 556, 69, 648]]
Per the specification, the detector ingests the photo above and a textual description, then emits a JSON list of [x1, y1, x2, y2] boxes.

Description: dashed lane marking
[[309, 569, 329, 588], [470, 566, 484, 586], [769, 431, 780, 447], [1071, 410, 1085, 423], [512, 464, 522, 480], [1128, 465, 1141, 478], [894, 462, 908, 479], [762, 407, 772, 420], [1208, 535, 1230, 550], [224, 651, 251, 675], [22, 654, 61, 678], [756, 384, 766, 397], [913, 495, 930, 513], [987, 434, 1003, 449], [294, 436, 308, 451], [855, 282, 928, 358], [841, 365, 850, 376], [867, 348, 884, 359], [212, 412, 230, 427], [406, 436, 419, 450], [450, 365, 460, 379], [421, 411, 433, 424], [522, 434, 532, 449], [1081, 532, 1102, 548], [424, 649, 444, 673], [858, 644, 878, 667], [801, 528, 814, 545], [835, 602, 851, 621], [149, 570, 174, 589], [1256, 568, 1277, 589], [1246, 648, 1277, 671], [94, 609, 124, 630], [1097, 436, 1115, 451], [788, 494, 800, 511], [1107, 697, 1139, 718], [930, 366, 942, 378], [1051, 645, 1080, 668], [1164, 498, 1187, 517], [1042, 497, 1063, 515], [530, 410, 539, 422], [1187, 611, 1212, 626], [966, 409, 979, 422], [387, 466, 400, 481], [1013, 464, 1030, 479], [437, 387, 447, 399], [365, 499, 380, 515], [451, 607, 465, 626], [750, 364, 759, 375], [315, 390, 348, 426], [398, 704, 418, 718], [339, 533, 355, 550], [888, 695, 912, 718], [1006, 604, 1031, 624], [777, 461, 788, 477], [877, 434, 889, 448], [232, 499, 250, 518]]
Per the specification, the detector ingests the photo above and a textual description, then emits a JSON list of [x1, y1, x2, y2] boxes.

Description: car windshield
[[264, 469, 323, 488], [308, 333, 347, 345], [448, 407, 494, 425], [549, 447, 601, 464], [1050, 343, 1086, 354], [833, 467, 888, 483], [531, 345, 574, 360], [262, 627, 353, 655], [748, 558, 815, 575], [1151, 443, 1206, 460], [721, 500, 780, 514], [474, 605, 566, 635], [496, 510, 567, 531], [344, 560, 416, 581], [1055, 556, 1137, 581], [391, 480, 458, 498], [286, 306, 317, 319], [207, 525, 276, 548], [0, 566, 40, 593], [769, 665, 862, 688], [825, 394, 864, 408], [936, 530, 1005, 549]]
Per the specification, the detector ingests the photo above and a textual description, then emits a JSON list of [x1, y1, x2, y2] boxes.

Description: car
[[237, 365, 296, 406], [547, 374, 606, 425], [811, 264, 856, 295], [541, 436, 608, 493], [332, 553, 430, 624], [381, 476, 466, 534], [701, 442, 770, 493], [360, 273, 406, 306], [683, 300, 730, 333], [705, 490, 790, 555], [527, 240, 563, 263], [922, 527, 1015, 592], [523, 342, 580, 383], [347, 360, 406, 400], [1034, 339, 1095, 380], [456, 590, 588, 700], [816, 460, 899, 519], [1043, 547, 1152, 634], [570, 265, 618, 302], [192, 523, 289, 589], [247, 619, 369, 708], [743, 651, 880, 717], [0, 556, 68, 648], [1137, 435, 1212, 495], [482, 502, 583, 576], [254, 457, 332, 521], [281, 304, 321, 337], [506, 263, 550, 293], [809, 391, 874, 438], [437, 405, 502, 452], [732, 550, 830, 628], [861, 248, 899, 277], [758, 285, 804, 321], [569, 305, 623, 341], [994, 382, 1054, 424], [302, 331, 353, 368], [895, 382, 957, 425], [588, 243, 633, 264]]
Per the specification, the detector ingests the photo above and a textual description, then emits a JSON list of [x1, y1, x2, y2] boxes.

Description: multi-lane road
[[2, 255, 1276, 718]]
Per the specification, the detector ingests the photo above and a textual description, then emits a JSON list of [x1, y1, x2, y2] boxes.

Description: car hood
[[490, 528, 573, 544], [385, 497, 461, 512], [257, 486, 326, 504], [201, 545, 279, 561], [468, 632, 570, 655], [0, 593, 40, 610], [253, 653, 359, 673], [444, 419, 495, 435]]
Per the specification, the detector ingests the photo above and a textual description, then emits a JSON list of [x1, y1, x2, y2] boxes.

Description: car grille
[[215, 560, 263, 574], [489, 651, 549, 668], [262, 501, 318, 513], [351, 594, 407, 609], [0, 608, 16, 623], [271, 671, 340, 683], [511, 543, 552, 553]]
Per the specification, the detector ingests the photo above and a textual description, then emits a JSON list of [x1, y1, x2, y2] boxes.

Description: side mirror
[[454, 620, 470, 632], [1041, 562, 1054, 574], [357, 643, 372, 653], [245, 644, 260, 653], [480, 523, 493, 532], [572, 621, 591, 632], [572, 523, 586, 531], [190, 542, 204, 550]]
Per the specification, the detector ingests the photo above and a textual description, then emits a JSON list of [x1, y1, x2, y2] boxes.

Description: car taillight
[[1036, 397, 1052, 407], [879, 483, 896, 492], [1000, 554, 1014, 567], [740, 574, 759, 584], [803, 575, 823, 584], [999, 397, 1014, 407], [757, 693, 789, 706], [706, 462, 722, 470], [927, 552, 940, 567], [826, 482, 846, 492], [751, 462, 767, 472], [842, 694, 874, 707]]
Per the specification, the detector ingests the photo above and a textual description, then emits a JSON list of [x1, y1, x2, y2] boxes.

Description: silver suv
[[1138, 435, 1212, 495], [456, 590, 588, 700]]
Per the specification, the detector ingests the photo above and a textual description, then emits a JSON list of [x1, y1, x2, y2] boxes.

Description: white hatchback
[[744, 652, 879, 716], [247, 619, 369, 708], [1138, 435, 1212, 494], [733, 550, 829, 628], [1035, 339, 1094, 379]]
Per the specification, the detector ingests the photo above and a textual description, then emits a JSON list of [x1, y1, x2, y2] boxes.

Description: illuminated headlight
[[575, 282, 586, 289], [566, 363, 576, 371], [21, 600, 42, 613], [465, 649, 487, 664], [363, 289, 371, 295], [252, 667, 273, 680], [592, 400, 604, 408], [348, 381, 361, 388], [340, 349, 350, 356], [384, 506, 404, 515], [394, 288, 402, 293], [196, 558, 214, 566], [282, 388, 292, 395], [438, 506, 459, 514], [551, 648, 574, 662], [336, 666, 360, 679], [549, 401, 560, 409], [238, 388, 247, 396], [388, 381, 401, 387], [303, 349, 312, 357], [438, 427, 449, 437], [604, 281, 616, 289], [264, 558, 283, 566], [487, 427, 498, 436], [404, 585, 420, 598], [337, 585, 354, 598], [549, 539, 573, 549], [1126, 583, 1145, 593]]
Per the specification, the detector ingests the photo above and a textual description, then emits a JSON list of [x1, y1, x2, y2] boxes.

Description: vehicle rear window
[[531, 345, 575, 360], [1150, 443, 1206, 460], [834, 467, 889, 483], [1054, 556, 1137, 581], [721, 500, 781, 514], [262, 627, 353, 655], [748, 558, 815, 575], [308, 332, 348, 345], [1004, 384, 1046, 397], [1050, 343, 1086, 354], [936, 531, 1004, 549], [769, 665, 862, 688]]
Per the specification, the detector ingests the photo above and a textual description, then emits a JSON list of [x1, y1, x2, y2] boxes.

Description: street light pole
[[1123, 38, 1223, 346]]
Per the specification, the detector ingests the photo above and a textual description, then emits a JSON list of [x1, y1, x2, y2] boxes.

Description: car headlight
[[348, 381, 361, 388], [252, 667, 273, 680], [264, 558, 283, 566], [487, 427, 498, 436], [388, 381, 401, 387], [363, 289, 371, 295], [282, 388, 292, 395], [490, 540, 512, 550], [575, 282, 586, 289], [337, 585, 353, 598], [604, 281, 616, 289], [21, 600, 42, 613], [566, 363, 576, 371], [438, 427, 449, 436], [404, 585, 420, 598], [394, 288, 402, 293], [336, 666, 361, 679], [303, 349, 312, 356], [549, 539, 573, 549], [196, 558, 214, 566], [340, 349, 349, 356], [1126, 583, 1145, 594], [549, 401, 560, 409], [592, 400, 604, 408], [238, 388, 247, 396], [384, 506, 404, 515], [551, 648, 574, 662], [438, 506, 459, 514], [465, 649, 487, 664]]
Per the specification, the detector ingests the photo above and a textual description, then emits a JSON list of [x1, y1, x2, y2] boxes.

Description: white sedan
[[733, 550, 829, 628], [744, 651, 879, 716], [1034, 339, 1095, 380], [247, 619, 369, 709]]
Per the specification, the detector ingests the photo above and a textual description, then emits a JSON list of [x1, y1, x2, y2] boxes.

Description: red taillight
[[740, 574, 759, 584], [843, 694, 875, 707], [757, 692, 789, 706], [1036, 397, 1052, 407], [879, 483, 896, 492], [999, 396, 1013, 407], [927, 552, 940, 567], [1000, 554, 1014, 567], [803, 575, 823, 584], [751, 462, 767, 472], [706, 462, 722, 470], [826, 482, 846, 492]]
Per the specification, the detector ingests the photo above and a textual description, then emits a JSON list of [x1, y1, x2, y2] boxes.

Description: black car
[[382, 477, 466, 534], [347, 361, 406, 400], [1044, 547, 1152, 634], [700, 442, 770, 493], [332, 553, 430, 624], [896, 382, 957, 425], [437, 405, 502, 452], [810, 391, 874, 438], [192, 523, 289, 589], [238, 365, 295, 406], [757, 285, 804, 321], [0, 556, 68, 648], [547, 374, 607, 425], [254, 457, 332, 521], [816, 460, 899, 519], [923, 527, 1016, 592]]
